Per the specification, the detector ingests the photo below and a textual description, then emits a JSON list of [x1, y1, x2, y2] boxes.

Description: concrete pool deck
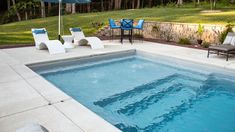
[[0, 40, 235, 132]]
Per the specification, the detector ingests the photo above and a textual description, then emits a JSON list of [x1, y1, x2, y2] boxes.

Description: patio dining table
[[119, 19, 134, 44]]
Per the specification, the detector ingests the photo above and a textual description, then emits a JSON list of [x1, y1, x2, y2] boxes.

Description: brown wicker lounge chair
[[207, 32, 235, 61]]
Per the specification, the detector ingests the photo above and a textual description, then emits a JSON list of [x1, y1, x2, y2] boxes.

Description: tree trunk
[[72, 4, 76, 14], [40, 1, 46, 18], [114, 0, 122, 9], [109, 0, 114, 10], [148, 0, 152, 7], [132, 0, 135, 9], [136, 0, 140, 8], [87, 3, 91, 12], [210, 0, 213, 10], [161, 0, 164, 5], [118, 0, 122, 9], [66, 4, 72, 13], [114, 0, 119, 9], [48, 2, 51, 14], [124, 0, 127, 9], [177, 0, 183, 6], [25, 11, 28, 20], [213, 0, 217, 9], [7, 0, 11, 10], [11, 0, 21, 21], [141, 0, 144, 8], [79, 4, 82, 13], [30, 10, 32, 19], [101, 0, 104, 11]]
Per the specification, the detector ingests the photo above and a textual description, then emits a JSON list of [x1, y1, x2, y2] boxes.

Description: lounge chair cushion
[[209, 44, 235, 52], [71, 28, 82, 32], [33, 29, 47, 35], [223, 32, 235, 45], [230, 37, 235, 46]]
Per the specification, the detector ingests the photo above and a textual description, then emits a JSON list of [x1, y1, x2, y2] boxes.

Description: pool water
[[38, 55, 235, 132]]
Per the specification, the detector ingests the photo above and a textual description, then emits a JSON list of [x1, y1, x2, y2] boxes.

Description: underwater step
[[94, 73, 204, 111]]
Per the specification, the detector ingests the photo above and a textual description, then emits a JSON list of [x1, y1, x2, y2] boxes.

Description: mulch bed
[[0, 44, 34, 49], [0, 36, 208, 51], [98, 36, 208, 51]]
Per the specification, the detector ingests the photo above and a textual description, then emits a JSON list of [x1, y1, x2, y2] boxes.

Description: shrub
[[165, 2, 177, 7], [91, 22, 104, 29], [152, 25, 161, 33], [202, 41, 210, 48], [219, 23, 234, 44], [178, 38, 191, 45], [196, 24, 204, 40]]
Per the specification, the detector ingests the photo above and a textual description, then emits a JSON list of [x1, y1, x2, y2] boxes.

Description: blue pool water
[[36, 54, 235, 132]]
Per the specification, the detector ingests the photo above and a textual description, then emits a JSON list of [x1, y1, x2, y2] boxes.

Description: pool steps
[[94, 72, 209, 131]]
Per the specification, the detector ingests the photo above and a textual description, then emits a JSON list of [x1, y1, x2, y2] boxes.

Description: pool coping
[[0, 41, 235, 132], [25, 49, 235, 132]]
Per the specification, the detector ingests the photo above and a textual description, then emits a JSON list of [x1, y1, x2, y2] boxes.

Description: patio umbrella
[[41, 0, 91, 40]]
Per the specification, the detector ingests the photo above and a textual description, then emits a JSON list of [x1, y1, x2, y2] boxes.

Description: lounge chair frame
[[207, 46, 235, 61], [207, 32, 235, 61]]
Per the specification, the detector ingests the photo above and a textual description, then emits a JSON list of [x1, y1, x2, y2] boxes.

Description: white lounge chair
[[69, 28, 104, 49], [32, 28, 66, 54]]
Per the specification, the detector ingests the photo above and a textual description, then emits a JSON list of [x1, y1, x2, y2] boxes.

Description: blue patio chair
[[120, 19, 134, 43], [109, 19, 121, 40], [133, 19, 145, 41]]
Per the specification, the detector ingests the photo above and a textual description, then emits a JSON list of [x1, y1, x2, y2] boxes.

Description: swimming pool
[[29, 51, 235, 132]]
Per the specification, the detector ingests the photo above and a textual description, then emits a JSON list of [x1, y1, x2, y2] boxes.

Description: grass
[[0, 5, 235, 45]]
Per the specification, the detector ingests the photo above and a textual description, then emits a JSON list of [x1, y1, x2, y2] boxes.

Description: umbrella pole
[[58, 0, 61, 40]]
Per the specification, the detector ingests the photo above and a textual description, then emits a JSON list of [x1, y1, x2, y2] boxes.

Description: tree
[[136, 0, 140, 8], [197, 0, 200, 5], [11, 0, 21, 21], [114, 0, 122, 9], [40, 1, 45, 18], [7, 0, 11, 10], [72, 3, 76, 14], [109, 0, 114, 10], [66, 3, 72, 13], [141, 0, 144, 8], [115, 0, 119, 9], [132, 0, 135, 9], [148, 0, 153, 7], [177, 0, 183, 6], [87, 3, 91, 12], [48, 2, 51, 14], [101, 0, 104, 11]]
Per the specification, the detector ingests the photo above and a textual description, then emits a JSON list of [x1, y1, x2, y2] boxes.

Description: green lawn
[[0, 6, 235, 45]]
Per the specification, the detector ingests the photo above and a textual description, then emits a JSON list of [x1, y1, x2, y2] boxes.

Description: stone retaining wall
[[97, 22, 235, 44]]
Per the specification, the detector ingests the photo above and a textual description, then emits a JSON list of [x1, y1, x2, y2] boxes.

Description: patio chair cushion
[[133, 19, 145, 29], [209, 44, 235, 52], [109, 19, 121, 29]]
